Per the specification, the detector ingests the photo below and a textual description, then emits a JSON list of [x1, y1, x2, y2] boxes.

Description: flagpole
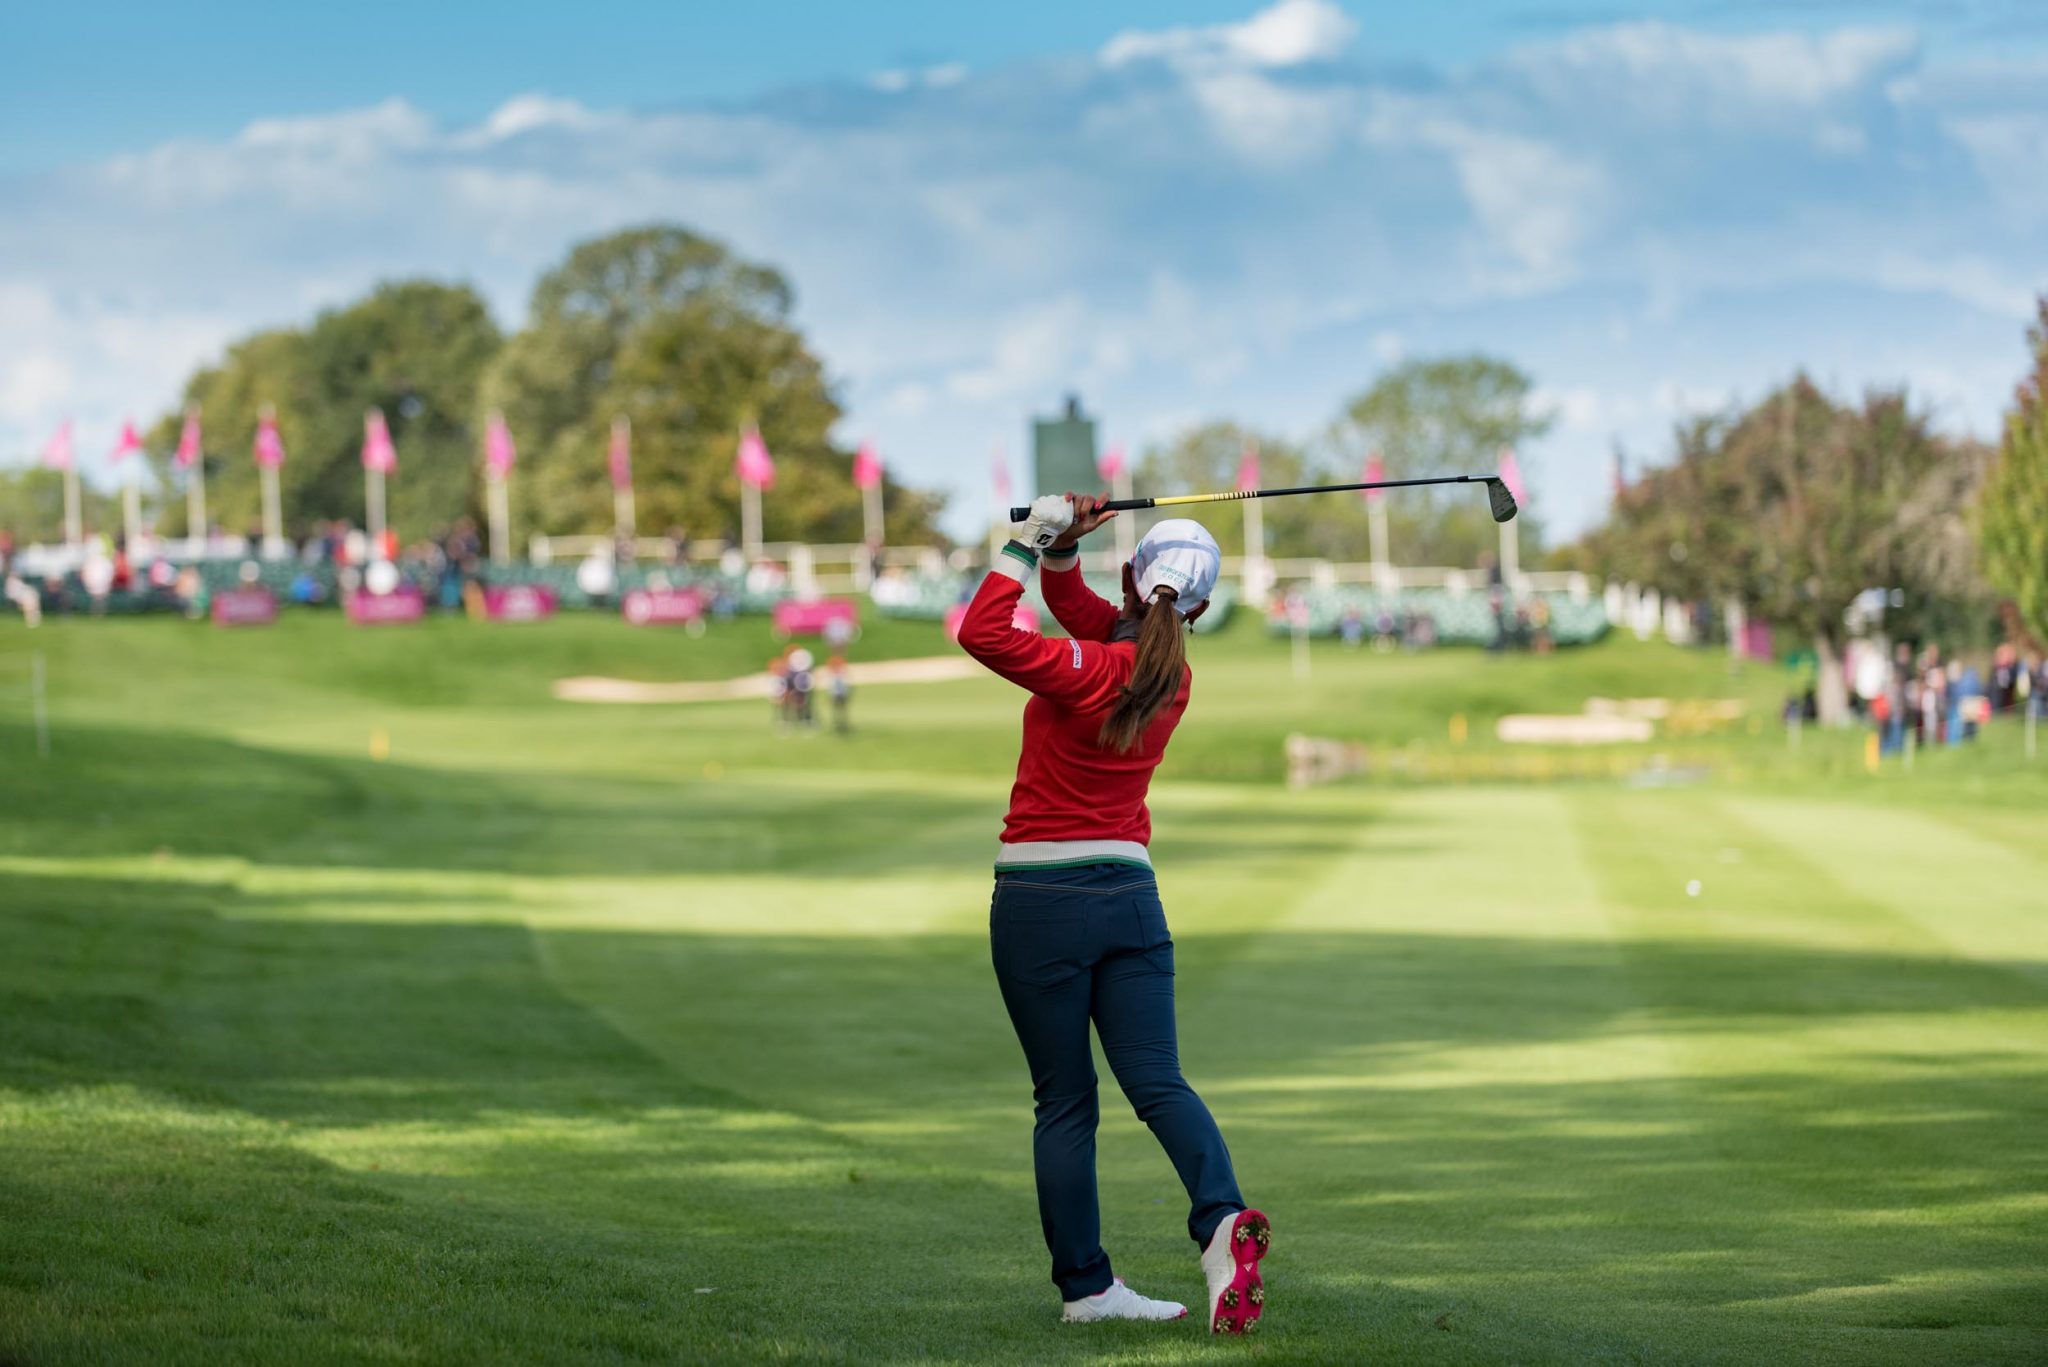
[[366, 467, 386, 556], [259, 466, 283, 558], [63, 467, 81, 548], [123, 472, 142, 551], [1242, 495, 1266, 609], [187, 461, 207, 556], [488, 476, 510, 565], [741, 481, 762, 563], [1112, 464, 1135, 564], [862, 481, 884, 550], [1368, 497, 1389, 590]]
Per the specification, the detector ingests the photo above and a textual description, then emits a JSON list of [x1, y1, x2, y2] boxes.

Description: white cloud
[[1102, 0, 1357, 70], [1, 5, 2040, 544]]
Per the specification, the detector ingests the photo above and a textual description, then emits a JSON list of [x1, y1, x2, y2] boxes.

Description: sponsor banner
[[773, 597, 859, 636], [211, 587, 279, 627], [622, 587, 707, 626], [945, 601, 1039, 641], [346, 586, 427, 625], [484, 584, 557, 623]]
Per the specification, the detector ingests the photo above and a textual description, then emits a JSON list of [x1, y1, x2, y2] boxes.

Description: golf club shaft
[[1008, 473, 1494, 524]]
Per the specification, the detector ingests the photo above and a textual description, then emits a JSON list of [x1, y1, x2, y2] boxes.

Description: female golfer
[[957, 493, 1270, 1334]]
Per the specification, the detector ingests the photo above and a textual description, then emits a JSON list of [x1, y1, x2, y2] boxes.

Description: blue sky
[[3, 0, 2046, 541]]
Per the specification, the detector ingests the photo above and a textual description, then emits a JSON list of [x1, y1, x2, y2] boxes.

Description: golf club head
[[1485, 478, 1519, 523]]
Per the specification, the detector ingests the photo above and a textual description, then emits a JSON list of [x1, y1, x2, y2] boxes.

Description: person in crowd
[[1990, 643, 2020, 714], [1339, 606, 1364, 648], [1881, 642, 1911, 754], [767, 651, 791, 728], [1919, 646, 1948, 746], [826, 653, 852, 734], [957, 493, 1269, 1335], [786, 647, 816, 729]]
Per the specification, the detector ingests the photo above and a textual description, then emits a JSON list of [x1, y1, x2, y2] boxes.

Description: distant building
[[1032, 394, 1098, 498]]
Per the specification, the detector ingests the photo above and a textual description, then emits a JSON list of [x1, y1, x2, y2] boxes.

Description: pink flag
[[485, 411, 517, 480], [110, 420, 144, 463], [1235, 441, 1260, 493], [1362, 450, 1386, 503], [175, 408, 203, 470], [736, 426, 776, 490], [362, 408, 397, 473], [1497, 446, 1527, 505], [608, 417, 632, 491], [852, 440, 883, 491], [41, 420, 74, 470], [991, 445, 1012, 504], [254, 412, 286, 469], [1097, 443, 1125, 483]]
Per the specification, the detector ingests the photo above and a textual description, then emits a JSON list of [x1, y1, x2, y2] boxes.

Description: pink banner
[[211, 586, 278, 627], [485, 411, 516, 479], [346, 586, 426, 624], [1235, 441, 1260, 492], [254, 413, 285, 469], [1097, 443, 1125, 482], [736, 427, 775, 490], [176, 409, 202, 470], [622, 587, 707, 626], [946, 600, 1039, 641], [852, 440, 882, 490], [362, 408, 397, 473], [483, 584, 557, 622], [1362, 450, 1385, 502], [1497, 446, 1527, 504], [773, 598, 859, 636], [608, 417, 632, 491], [110, 419, 144, 463], [41, 420, 74, 470]]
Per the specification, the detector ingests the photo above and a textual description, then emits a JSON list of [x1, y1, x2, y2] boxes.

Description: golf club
[[1009, 473, 1518, 526]]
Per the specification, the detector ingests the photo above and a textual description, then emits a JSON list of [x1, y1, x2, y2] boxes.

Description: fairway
[[3, 615, 2045, 1365]]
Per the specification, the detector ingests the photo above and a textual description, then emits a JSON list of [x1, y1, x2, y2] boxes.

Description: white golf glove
[[1015, 494, 1074, 553]]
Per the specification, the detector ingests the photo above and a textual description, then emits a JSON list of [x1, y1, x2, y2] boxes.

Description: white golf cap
[[1130, 518, 1221, 616]]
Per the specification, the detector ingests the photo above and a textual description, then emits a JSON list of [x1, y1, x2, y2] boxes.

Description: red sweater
[[956, 544, 1189, 868]]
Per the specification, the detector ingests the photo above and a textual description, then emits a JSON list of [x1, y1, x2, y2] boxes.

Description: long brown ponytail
[[1098, 588, 1188, 753]]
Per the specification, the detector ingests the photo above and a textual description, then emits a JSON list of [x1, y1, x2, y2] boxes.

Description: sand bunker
[[553, 655, 979, 704]]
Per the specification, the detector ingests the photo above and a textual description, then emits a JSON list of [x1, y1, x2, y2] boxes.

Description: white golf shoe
[[1060, 1277, 1189, 1323], [1200, 1208, 1271, 1334]]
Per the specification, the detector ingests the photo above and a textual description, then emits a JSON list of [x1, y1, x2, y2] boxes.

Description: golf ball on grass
[[1685, 879, 1703, 898]]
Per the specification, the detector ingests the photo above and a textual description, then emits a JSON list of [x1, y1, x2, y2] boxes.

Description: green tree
[[1585, 376, 1966, 721], [150, 283, 501, 539], [484, 225, 943, 545], [1127, 422, 1328, 556], [1981, 298, 2048, 647], [1329, 356, 1552, 565], [0, 467, 119, 545]]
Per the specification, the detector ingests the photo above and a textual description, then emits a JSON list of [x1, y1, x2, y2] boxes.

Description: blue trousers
[[989, 862, 1244, 1300]]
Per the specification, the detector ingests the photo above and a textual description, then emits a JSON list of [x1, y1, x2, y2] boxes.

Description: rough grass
[[1, 610, 2043, 1364]]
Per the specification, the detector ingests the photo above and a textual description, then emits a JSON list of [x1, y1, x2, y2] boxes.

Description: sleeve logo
[[1070, 640, 1084, 669]]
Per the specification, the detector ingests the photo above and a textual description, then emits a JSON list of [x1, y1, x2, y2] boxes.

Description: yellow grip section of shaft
[[1151, 490, 1252, 506]]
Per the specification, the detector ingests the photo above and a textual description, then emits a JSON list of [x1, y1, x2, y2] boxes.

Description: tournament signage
[[773, 598, 859, 636], [946, 601, 1038, 641], [211, 587, 279, 627], [483, 585, 557, 623], [346, 586, 427, 625], [622, 587, 707, 626]]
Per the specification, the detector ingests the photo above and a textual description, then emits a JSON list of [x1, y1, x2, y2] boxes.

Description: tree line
[[1127, 355, 1552, 567], [121, 226, 947, 547], [1568, 297, 2048, 718]]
